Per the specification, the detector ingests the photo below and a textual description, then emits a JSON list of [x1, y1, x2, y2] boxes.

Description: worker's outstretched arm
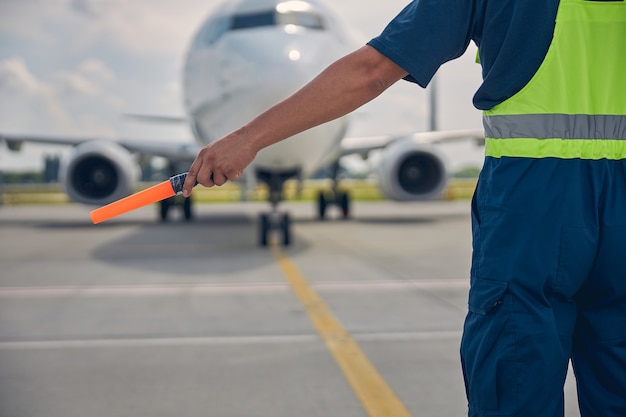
[[182, 45, 408, 196]]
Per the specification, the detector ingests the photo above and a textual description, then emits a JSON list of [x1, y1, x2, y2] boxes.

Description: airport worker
[[184, 0, 626, 416]]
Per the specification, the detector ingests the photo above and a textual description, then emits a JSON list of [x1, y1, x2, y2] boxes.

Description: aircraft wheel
[[160, 199, 170, 221], [339, 192, 350, 219], [317, 192, 327, 220], [281, 213, 291, 246], [259, 213, 270, 247], [183, 196, 193, 221]]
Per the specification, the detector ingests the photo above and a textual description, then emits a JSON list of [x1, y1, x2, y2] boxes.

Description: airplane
[[0, 0, 483, 246]]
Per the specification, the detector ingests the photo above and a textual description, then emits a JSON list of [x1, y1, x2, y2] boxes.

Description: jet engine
[[59, 140, 139, 206], [377, 136, 448, 201]]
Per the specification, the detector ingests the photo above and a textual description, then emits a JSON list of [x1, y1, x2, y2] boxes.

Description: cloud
[[53, 70, 100, 97], [50, 59, 117, 98], [0, 57, 42, 95], [69, 0, 111, 18], [0, 57, 124, 135], [0, 57, 74, 132], [0, 0, 483, 173], [78, 59, 116, 83], [59, 0, 214, 56]]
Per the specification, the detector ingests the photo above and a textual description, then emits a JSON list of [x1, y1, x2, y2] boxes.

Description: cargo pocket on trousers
[[461, 278, 517, 415]]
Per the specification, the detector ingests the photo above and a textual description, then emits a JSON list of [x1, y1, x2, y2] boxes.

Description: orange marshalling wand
[[90, 172, 191, 224]]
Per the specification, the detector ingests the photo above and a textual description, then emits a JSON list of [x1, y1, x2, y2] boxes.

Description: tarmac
[[0, 200, 580, 417]]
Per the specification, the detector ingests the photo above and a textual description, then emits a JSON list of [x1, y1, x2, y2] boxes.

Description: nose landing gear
[[259, 210, 291, 247], [256, 169, 297, 247]]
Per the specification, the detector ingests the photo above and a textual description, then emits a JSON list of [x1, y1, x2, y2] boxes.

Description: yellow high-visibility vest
[[483, 0, 626, 160]]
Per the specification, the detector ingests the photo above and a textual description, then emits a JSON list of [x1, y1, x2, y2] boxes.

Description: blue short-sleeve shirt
[[367, 0, 560, 110]]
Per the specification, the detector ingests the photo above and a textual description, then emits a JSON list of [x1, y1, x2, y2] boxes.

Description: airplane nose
[[218, 30, 338, 91], [184, 27, 351, 144]]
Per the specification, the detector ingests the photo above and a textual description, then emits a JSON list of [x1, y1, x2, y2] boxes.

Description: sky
[[0, 0, 485, 173]]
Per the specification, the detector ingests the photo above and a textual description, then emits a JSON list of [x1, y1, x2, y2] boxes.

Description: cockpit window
[[230, 9, 325, 31], [193, 1, 327, 47], [277, 11, 324, 29], [231, 11, 276, 30]]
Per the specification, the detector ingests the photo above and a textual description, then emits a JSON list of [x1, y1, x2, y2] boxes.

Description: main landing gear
[[317, 161, 351, 220], [259, 209, 291, 247], [160, 194, 193, 222], [159, 163, 193, 222], [317, 189, 350, 220]]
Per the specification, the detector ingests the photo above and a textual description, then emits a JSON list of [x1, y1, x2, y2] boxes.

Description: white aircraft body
[[1, 0, 482, 246]]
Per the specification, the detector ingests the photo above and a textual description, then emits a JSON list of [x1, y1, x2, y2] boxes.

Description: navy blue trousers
[[461, 157, 626, 417]]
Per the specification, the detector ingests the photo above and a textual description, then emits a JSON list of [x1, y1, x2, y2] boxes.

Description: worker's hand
[[182, 132, 257, 197]]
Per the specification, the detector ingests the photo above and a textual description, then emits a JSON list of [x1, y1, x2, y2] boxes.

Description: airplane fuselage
[[183, 0, 354, 177]]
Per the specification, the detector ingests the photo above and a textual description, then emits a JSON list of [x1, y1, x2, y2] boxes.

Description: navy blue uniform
[[368, 0, 559, 110], [368, 1, 626, 416]]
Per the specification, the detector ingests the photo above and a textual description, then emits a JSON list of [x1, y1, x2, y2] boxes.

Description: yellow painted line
[[272, 248, 413, 417]]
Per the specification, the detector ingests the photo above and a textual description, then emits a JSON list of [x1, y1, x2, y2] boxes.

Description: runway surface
[[0, 200, 580, 417]]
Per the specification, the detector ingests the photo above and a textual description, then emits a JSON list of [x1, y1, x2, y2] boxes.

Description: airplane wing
[[340, 128, 485, 157], [0, 131, 202, 207], [0, 132, 200, 162], [339, 128, 484, 202]]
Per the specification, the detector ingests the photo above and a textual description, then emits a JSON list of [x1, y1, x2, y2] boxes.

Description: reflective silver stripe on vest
[[483, 114, 626, 140]]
